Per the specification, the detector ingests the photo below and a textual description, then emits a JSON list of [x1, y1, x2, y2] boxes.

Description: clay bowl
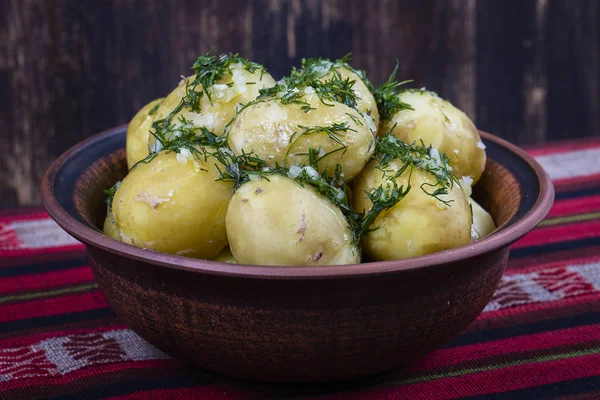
[[41, 126, 553, 382]]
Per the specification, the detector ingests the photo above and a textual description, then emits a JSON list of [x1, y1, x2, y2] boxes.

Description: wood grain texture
[[1, 0, 597, 206]]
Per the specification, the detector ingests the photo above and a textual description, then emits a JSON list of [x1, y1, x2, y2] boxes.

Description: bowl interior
[[43, 126, 551, 276]]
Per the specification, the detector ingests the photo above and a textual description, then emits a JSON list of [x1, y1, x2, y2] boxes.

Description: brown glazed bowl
[[41, 126, 553, 382]]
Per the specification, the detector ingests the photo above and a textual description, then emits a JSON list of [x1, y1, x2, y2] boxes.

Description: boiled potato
[[214, 246, 237, 264], [148, 64, 276, 151], [381, 90, 486, 184], [353, 158, 472, 260], [470, 198, 496, 241], [111, 147, 233, 259], [226, 175, 359, 266], [126, 98, 163, 168], [311, 61, 379, 132], [102, 212, 120, 241], [228, 93, 374, 182]]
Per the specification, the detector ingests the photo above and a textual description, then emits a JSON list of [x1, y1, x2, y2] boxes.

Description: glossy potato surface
[[381, 90, 486, 184], [228, 94, 374, 181], [319, 65, 379, 132], [226, 175, 359, 266], [126, 98, 163, 168], [148, 65, 276, 151], [111, 148, 233, 259], [353, 159, 472, 260]]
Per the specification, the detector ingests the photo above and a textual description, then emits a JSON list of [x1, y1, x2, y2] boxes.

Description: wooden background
[[0, 0, 598, 207]]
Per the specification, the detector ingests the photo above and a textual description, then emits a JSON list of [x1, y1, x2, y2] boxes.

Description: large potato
[[226, 175, 359, 266], [111, 147, 233, 259], [353, 158, 472, 260], [148, 64, 276, 151], [126, 98, 163, 168], [470, 198, 496, 241], [315, 62, 379, 132], [228, 93, 374, 181], [381, 90, 486, 184]]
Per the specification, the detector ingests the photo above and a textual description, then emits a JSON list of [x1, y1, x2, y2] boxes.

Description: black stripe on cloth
[[555, 185, 600, 201], [464, 375, 600, 400], [43, 375, 211, 400], [0, 308, 115, 333], [0, 257, 89, 278], [510, 237, 600, 259], [447, 312, 600, 348]]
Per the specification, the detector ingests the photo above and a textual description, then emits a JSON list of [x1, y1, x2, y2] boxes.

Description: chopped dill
[[104, 181, 121, 212], [149, 53, 267, 150], [284, 122, 353, 165], [148, 103, 160, 115], [373, 61, 414, 123], [257, 56, 359, 111], [374, 125, 459, 206]]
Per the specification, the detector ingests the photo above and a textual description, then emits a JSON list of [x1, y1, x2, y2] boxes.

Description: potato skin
[[111, 147, 233, 259], [102, 212, 120, 241], [148, 65, 276, 150], [226, 175, 359, 266], [353, 159, 472, 260], [470, 198, 496, 241], [320, 65, 379, 132], [227, 94, 374, 182], [381, 90, 486, 184], [126, 98, 163, 169]]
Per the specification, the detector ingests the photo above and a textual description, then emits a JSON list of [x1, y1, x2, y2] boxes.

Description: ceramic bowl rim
[[41, 126, 554, 280]]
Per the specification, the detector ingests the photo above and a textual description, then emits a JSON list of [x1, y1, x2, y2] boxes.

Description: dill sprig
[[360, 180, 409, 235], [374, 126, 459, 206], [257, 56, 359, 112], [135, 116, 226, 169], [191, 53, 264, 107], [150, 53, 265, 148], [104, 181, 121, 212], [373, 61, 414, 123], [284, 122, 353, 165], [148, 103, 160, 115]]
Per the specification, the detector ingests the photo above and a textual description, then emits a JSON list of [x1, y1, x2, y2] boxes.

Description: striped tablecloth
[[1, 139, 600, 399]]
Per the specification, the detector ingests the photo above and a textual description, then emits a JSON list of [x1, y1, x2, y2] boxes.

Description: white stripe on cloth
[[0, 330, 169, 381], [10, 219, 80, 249], [534, 147, 600, 181]]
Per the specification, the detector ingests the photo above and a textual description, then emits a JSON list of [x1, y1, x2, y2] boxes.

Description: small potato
[[148, 64, 276, 151], [126, 98, 163, 168], [317, 63, 380, 132], [226, 175, 359, 266], [353, 159, 472, 260], [111, 147, 233, 259], [214, 246, 237, 264], [470, 198, 496, 241], [381, 90, 486, 184], [102, 212, 120, 241], [227, 94, 374, 182]]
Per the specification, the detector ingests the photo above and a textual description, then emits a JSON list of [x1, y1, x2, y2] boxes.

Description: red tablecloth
[[2, 139, 600, 399]]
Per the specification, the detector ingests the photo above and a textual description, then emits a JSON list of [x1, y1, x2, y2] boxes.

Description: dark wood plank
[[546, 0, 599, 141], [475, 0, 532, 144]]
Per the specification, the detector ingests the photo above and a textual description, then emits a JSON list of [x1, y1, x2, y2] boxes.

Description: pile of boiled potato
[[103, 53, 495, 266]]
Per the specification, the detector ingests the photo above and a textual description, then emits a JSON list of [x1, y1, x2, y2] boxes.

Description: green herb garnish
[[373, 61, 413, 123]]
